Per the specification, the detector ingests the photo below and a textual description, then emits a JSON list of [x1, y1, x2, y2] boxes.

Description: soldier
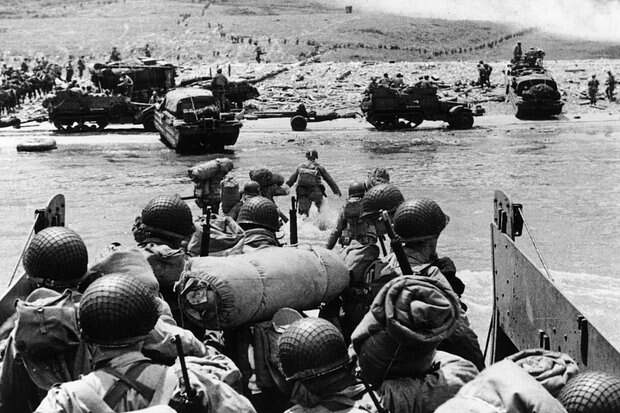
[[513, 41, 522, 63], [278, 318, 377, 413], [189, 158, 234, 214], [34, 274, 256, 413], [326, 182, 371, 249], [605, 70, 616, 101], [364, 168, 389, 190], [477, 60, 486, 87], [378, 72, 390, 86], [144, 43, 152, 58], [76, 56, 85, 78], [391, 73, 404, 88], [0, 227, 89, 413], [211, 68, 228, 110], [254, 43, 264, 63], [351, 276, 479, 413], [117, 73, 134, 97], [65, 60, 74, 83], [132, 195, 195, 325], [588, 74, 600, 105], [236, 196, 281, 251], [109, 46, 121, 62], [286, 150, 341, 216], [378, 199, 484, 370]]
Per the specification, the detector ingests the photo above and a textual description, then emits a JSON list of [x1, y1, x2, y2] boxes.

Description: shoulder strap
[[62, 380, 116, 413], [101, 362, 157, 410]]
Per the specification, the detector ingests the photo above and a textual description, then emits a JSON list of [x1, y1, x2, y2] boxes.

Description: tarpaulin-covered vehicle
[[154, 88, 242, 154], [505, 66, 563, 119]]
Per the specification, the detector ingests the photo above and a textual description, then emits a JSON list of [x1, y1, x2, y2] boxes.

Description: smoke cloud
[[330, 0, 620, 42]]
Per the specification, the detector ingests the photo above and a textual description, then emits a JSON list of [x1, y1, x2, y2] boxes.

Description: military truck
[[505, 63, 563, 119], [360, 85, 483, 130], [90, 58, 176, 103], [42, 89, 155, 132], [42, 58, 176, 132]]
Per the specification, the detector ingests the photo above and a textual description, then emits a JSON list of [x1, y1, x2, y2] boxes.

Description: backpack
[[296, 164, 321, 187]]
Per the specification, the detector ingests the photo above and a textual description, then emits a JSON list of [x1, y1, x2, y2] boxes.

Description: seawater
[[1, 118, 619, 346]]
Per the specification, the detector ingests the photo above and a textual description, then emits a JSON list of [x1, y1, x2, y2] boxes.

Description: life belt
[[296, 165, 321, 187], [16, 138, 57, 152]]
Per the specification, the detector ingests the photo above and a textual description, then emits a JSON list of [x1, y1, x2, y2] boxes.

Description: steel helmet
[[348, 182, 366, 198], [237, 196, 279, 231], [243, 181, 261, 196], [558, 372, 620, 413], [360, 183, 404, 219], [141, 195, 194, 239], [278, 318, 349, 381], [23, 227, 88, 284], [393, 199, 449, 242], [305, 150, 318, 161], [79, 274, 159, 345]]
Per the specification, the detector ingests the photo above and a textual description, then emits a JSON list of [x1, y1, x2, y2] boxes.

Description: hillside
[[1, 0, 618, 65]]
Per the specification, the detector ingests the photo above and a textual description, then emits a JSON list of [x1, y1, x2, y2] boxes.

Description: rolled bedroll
[[177, 245, 349, 329]]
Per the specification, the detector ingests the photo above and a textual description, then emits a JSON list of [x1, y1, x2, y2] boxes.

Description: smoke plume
[[331, 0, 620, 42]]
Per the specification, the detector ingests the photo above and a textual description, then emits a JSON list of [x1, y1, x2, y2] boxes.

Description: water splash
[[331, 0, 620, 42]]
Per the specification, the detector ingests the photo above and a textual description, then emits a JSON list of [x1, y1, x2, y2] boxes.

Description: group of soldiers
[[0, 59, 58, 115], [587, 71, 616, 105], [0, 150, 618, 413]]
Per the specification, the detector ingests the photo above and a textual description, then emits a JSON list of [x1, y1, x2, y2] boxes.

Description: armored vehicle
[[505, 63, 563, 119], [42, 89, 155, 132], [90, 58, 176, 103], [360, 85, 482, 130], [154, 88, 242, 154]]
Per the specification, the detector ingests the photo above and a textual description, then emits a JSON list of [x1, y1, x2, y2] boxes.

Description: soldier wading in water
[[287, 150, 341, 217]]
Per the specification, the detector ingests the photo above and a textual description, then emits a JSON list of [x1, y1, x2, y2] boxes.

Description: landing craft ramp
[[489, 190, 620, 373]]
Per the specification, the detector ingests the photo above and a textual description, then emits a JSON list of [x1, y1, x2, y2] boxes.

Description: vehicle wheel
[[53, 121, 74, 133], [290, 115, 308, 131], [449, 112, 474, 129], [96, 119, 109, 131], [142, 113, 156, 132]]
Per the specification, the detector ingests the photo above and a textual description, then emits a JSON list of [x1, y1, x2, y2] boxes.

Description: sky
[[330, 0, 620, 42]]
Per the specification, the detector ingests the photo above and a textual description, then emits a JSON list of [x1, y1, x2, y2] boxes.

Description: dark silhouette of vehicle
[[154, 88, 242, 154], [505, 63, 563, 119], [361, 85, 483, 130]]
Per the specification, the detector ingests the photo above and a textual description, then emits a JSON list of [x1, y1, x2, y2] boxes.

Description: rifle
[[200, 206, 211, 257], [169, 335, 200, 413], [377, 234, 388, 256], [355, 367, 389, 413], [380, 210, 412, 275], [289, 196, 298, 245]]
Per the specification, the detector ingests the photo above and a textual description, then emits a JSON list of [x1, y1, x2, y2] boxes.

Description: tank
[[360, 84, 482, 130]]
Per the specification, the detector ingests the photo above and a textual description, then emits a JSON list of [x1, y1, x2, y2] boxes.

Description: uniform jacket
[[35, 351, 255, 413], [286, 160, 341, 196]]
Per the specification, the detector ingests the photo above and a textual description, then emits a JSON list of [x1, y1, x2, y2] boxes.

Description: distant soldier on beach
[[605, 70, 615, 101], [76, 56, 85, 78], [109, 46, 121, 62], [65, 60, 74, 83], [588, 74, 600, 105], [254, 42, 264, 63], [211, 67, 228, 110], [513, 41, 522, 63], [144, 43, 152, 57]]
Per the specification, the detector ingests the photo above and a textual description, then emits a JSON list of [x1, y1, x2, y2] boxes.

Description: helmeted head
[[424, 75, 429, 80], [278, 318, 349, 381], [396, 73, 403, 78], [79, 274, 159, 346], [558, 371, 620, 413], [593, 74, 597, 79], [348, 182, 366, 198], [393, 199, 449, 242], [135, 195, 194, 246], [383, 73, 388, 78], [23, 227, 88, 289], [479, 60, 484, 64], [360, 183, 404, 220], [217, 68, 222, 74], [243, 181, 261, 197], [305, 149, 318, 161], [237, 196, 280, 232], [517, 41, 521, 45]]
